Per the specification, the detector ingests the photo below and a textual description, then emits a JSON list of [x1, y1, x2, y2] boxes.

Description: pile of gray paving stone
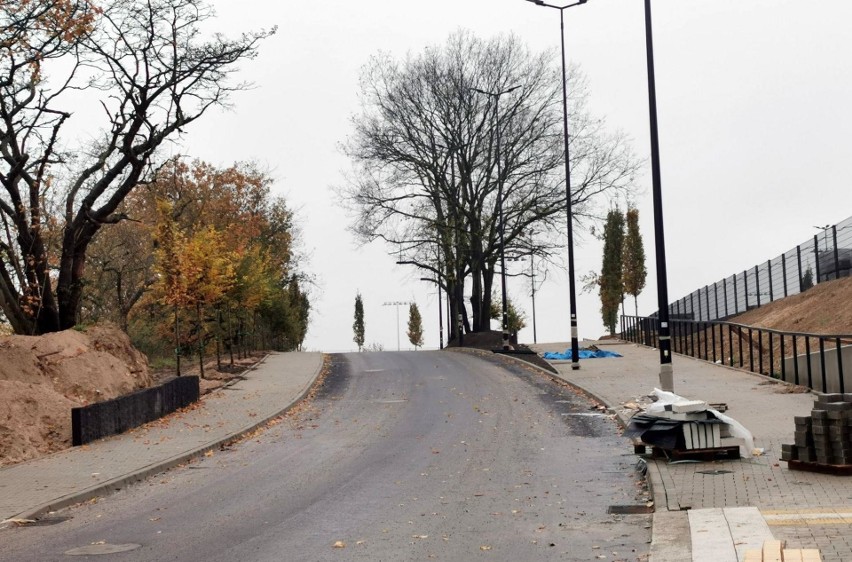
[[782, 393, 852, 466]]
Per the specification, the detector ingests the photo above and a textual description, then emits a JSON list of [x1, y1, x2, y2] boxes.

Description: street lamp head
[[525, 0, 588, 7]]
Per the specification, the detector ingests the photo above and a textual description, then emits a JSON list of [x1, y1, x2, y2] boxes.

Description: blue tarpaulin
[[542, 348, 622, 360]]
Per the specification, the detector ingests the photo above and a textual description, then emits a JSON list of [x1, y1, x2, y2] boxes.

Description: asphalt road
[[1, 351, 651, 561]]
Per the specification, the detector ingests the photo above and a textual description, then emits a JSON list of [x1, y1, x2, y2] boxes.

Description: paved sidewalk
[[0, 352, 324, 523], [532, 340, 852, 562]]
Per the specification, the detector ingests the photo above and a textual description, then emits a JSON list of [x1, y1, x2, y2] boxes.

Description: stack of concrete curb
[[782, 393, 852, 469]]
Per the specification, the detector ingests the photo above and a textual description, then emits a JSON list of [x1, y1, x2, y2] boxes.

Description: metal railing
[[621, 315, 852, 393], [665, 215, 852, 323]]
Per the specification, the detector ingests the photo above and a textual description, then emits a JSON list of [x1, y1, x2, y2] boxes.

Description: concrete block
[[800, 548, 823, 561], [763, 540, 784, 562], [827, 410, 851, 421], [812, 425, 828, 435], [817, 393, 844, 403], [828, 427, 848, 440], [798, 447, 815, 462], [794, 431, 813, 447], [794, 416, 813, 428], [683, 422, 721, 449], [654, 410, 710, 421], [812, 409, 828, 420], [763, 539, 783, 562], [784, 550, 804, 562], [672, 400, 708, 413], [823, 401, 852, 411], [783, 549, 804, 562]]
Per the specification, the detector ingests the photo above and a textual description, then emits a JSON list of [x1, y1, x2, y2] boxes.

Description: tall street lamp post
[[383, 301, 411, 351], [643, 0, 674, 391], [525, 0, 585, 369], [471, 85, 520, 351], [420, 276, 443, 349], [530, 251, 538, 344]]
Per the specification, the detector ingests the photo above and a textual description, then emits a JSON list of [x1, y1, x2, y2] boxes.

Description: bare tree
[[341, 31, 638, 337], [0, 0, 273, 334]]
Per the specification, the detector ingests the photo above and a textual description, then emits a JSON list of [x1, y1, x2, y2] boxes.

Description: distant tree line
[[84, 158, 311, 371]]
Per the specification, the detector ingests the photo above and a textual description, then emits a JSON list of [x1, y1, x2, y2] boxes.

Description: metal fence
[[667, 215, 852, 323], [621, 315, 852, 394]]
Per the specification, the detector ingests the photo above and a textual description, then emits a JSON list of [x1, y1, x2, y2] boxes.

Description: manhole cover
[[696, 470, 733, 475], [607, 505, 654, 514], [65, 544, 141, 556]]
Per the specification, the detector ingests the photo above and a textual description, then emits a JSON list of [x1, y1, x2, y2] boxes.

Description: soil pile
[[0, 324, 151, 467], [733, 276, 852, 334]]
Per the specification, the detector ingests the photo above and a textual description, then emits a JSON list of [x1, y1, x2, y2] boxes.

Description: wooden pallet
[[648, 445, 740, 461], [787, 459, 852, 476]]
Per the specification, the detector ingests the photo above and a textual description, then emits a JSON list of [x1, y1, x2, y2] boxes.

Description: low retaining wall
[[71, 376, 200, 446], [783, 345, 852, 393]]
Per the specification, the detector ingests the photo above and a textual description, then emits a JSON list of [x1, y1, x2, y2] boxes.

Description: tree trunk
[[215, 306, 222, 370], [197, 302, 204, 379], [228, 306, 235, 367], [174, 305, 181, 377], [56, 223, 97, 332]]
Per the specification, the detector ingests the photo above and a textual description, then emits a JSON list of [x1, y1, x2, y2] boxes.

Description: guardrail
[[621, 315, 852, 393]]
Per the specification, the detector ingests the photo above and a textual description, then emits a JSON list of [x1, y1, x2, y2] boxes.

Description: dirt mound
[[447, 330, 517, 350], [0, 324, 151, 466], [733, 276, 852, 334]]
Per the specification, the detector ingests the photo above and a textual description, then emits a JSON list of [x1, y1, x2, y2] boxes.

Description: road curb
[[13, 353, 327, 522]]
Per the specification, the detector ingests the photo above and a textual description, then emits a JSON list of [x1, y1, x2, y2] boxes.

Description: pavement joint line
[[11, 352, 326, 522]]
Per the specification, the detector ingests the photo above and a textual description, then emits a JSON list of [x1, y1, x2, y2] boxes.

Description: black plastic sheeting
[[624, 413, 724, 451], [71, 376, 199, 446]]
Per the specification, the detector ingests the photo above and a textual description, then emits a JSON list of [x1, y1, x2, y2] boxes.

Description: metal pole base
[[571, 362, 580, 371], [659, 363, 674, 392]]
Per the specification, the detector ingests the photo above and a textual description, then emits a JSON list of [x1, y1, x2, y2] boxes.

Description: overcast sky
[[177, 0, 852, 352]]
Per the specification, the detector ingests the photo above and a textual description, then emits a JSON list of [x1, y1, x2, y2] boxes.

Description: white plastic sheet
[[648, 388, 756, 458]]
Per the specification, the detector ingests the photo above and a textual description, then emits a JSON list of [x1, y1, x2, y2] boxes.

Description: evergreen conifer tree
[[600, 208, 625, 335], [407, 303, 424, 349], [622, 207, 647, 317], [353, 293, 365, 351]]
